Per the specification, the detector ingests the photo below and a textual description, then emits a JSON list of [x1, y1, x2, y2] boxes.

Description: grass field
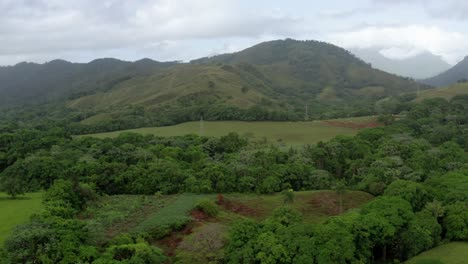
[[416, 82, 468, 101], [0, 192, 43, 244], [81, 116, 378, 146], [405, 242, 468, 264]]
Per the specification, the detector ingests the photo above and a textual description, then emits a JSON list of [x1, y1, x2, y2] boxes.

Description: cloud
[[0, 0, 300, 64], [371, 0, 468, 20], [327, 25, 468, 64]]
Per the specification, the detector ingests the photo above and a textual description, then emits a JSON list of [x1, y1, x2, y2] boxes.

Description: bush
[[196, 199, 220, 217]]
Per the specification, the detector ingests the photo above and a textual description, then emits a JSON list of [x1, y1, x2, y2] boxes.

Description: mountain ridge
[[350, 48, 451, 79]]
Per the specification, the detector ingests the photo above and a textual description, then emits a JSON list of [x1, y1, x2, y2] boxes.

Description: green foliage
[[95, 241, 166, 264], [131, 195, 200, 239], [384, 180, 432, 211], [281, 189, 295, 204], [443, 202, 468, 240], [195, 199, 219, 217]]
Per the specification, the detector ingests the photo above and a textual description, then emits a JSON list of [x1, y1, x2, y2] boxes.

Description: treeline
[[0, 96, 467, 263], [1, 92, 418, 136]]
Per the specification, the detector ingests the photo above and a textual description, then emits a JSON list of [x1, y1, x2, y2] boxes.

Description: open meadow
[[405, 242, 468, 264], [0, 192, 43, 244], [81, 116, 379, 146]]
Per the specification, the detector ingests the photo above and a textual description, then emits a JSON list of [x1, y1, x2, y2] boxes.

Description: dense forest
[[0, 95, 467, 263]]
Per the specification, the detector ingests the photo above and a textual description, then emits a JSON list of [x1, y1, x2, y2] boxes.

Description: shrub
[[196, 199, 220, 217]]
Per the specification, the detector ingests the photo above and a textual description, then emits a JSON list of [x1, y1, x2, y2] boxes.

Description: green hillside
[[61, 39, 427, 134], [0, 39, 430, 136], [0, 58, 176, 107], [416, 82, 468, 101]]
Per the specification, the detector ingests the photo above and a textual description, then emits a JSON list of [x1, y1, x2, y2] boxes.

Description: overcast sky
[[1, 0, 468, 66]]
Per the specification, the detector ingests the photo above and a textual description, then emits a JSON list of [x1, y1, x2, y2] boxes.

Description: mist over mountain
[[422, 56, 468, 87], [350, 48, 451, 79]]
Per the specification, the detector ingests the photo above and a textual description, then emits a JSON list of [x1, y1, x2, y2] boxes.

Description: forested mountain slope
[[0, 58, 176, 107]]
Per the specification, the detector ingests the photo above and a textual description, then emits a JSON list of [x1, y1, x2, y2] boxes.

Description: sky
[[1, 0, 468, 66]]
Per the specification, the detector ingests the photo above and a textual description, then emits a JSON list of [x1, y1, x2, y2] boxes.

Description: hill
[[422, 56, 468, 87], [0, 58, 176, 107], [351, 48, 450, 79], [62, 39, 427, 133], [416, 82, 468, 101], [0, 39, 430, 134]]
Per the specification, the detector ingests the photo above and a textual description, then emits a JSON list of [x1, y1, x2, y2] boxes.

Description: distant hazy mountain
[[422, 56, 468, 87], [350, 48, 451, 79]]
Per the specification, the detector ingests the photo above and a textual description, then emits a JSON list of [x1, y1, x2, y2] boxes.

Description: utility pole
[[199, 115, 204, 136]]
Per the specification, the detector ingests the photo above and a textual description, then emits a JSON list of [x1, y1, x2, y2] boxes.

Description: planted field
[[223, 190, 374, 223], [0, 192, 43, 244], [405, 242, 468, 264], [81, 116, 379, 146], [85, 190, 373, 261]]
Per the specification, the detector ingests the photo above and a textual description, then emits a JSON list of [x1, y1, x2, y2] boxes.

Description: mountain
[[350, 48, 451, 79], [0, 58, 177, 107], [0, 39, 429, 132], [422, 56, 468, 87]]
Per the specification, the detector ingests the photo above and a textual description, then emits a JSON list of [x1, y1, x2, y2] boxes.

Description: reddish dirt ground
[[156, 209, 212, 258], [308, 192, 373, 216], [157, 224, 195, 257], [217, 198, 259, 217], [323, 120, 382, 129]]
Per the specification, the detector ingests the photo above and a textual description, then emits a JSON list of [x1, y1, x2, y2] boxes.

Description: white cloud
[[0, 1, 467, 65], [0, 0, 299, 63], [327, 25, 468, 64]]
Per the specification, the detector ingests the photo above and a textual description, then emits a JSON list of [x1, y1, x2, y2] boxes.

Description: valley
[[0, 38, 466, 264]]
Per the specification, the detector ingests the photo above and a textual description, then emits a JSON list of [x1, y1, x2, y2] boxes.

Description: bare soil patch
[[323, 120, 381, 129]]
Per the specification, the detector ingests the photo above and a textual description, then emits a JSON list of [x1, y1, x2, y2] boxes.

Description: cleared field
[[0, 192, 44, 244], [223, 190, 374, 223], [405, 242, 468, 264], [416, 83, 468, 101], [81, 116, 379, 146], [85, 190, 373, 261]]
